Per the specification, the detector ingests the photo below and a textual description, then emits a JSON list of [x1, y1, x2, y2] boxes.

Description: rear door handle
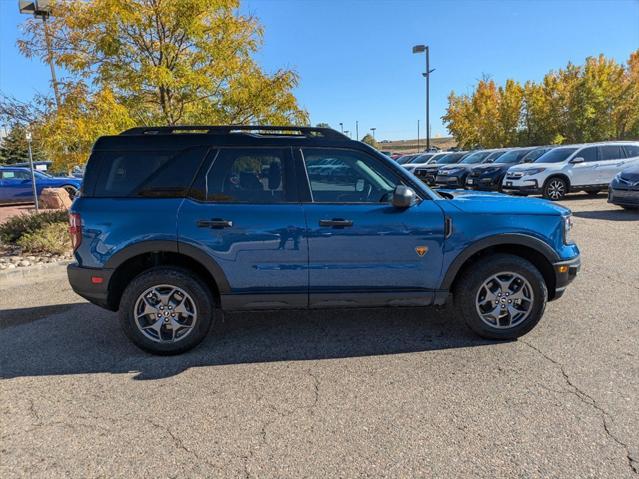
[[197, 218, 233, 229], [319, 218, 353, 228]]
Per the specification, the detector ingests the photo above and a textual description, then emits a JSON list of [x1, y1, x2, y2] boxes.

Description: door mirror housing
[[570, 157, 584, 164], [392, 185, 416, 208]]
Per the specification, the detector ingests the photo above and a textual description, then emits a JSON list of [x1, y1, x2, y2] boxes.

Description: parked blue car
[[67, 125, 581, 355], [0, 166, 82, 204]]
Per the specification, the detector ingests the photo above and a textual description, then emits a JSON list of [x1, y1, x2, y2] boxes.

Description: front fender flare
[[440, 233, 559, 290]]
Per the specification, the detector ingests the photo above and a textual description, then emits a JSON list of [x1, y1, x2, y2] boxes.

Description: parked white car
[[502, 142, 639, 200]]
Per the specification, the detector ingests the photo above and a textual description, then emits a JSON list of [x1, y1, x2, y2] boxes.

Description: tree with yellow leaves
[[8, 0, 308, 171]]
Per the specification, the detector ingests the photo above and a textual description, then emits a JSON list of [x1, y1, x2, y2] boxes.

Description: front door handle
[[197, 218, 233, 229], [319, 218, 353, 228]]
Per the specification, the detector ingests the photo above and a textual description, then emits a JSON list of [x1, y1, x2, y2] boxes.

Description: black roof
[[94, 125, 353, 151]]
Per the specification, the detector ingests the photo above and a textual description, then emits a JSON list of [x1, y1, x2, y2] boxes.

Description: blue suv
[[67, 126, 581, 354], [0, 166, 82, 204]]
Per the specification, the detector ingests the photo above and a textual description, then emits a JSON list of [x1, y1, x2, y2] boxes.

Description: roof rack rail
[[119, 125, 349, 140]]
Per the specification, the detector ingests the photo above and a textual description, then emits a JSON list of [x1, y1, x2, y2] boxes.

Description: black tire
[[119, 267, 215, 355], [454, 254, 548, 340], [62, 185, 78, 199], [542, 176, 568, 201]]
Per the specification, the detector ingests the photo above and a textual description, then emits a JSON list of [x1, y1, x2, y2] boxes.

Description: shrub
[[16, 222, 71, 254], [0, 210, 69, 244]]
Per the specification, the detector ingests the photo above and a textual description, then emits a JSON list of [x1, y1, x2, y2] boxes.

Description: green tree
[[315, 122, 331, 128], [0, 124, 46, 165], [360, 133, 378, 149]]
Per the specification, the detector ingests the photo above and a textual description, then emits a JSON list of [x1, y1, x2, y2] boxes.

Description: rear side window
[[90, 147, 208, 197], [196, 148, 291, 203], [623, 145, 639, 158], [599, 145, 625, 161], [578, 147, 598, 162]]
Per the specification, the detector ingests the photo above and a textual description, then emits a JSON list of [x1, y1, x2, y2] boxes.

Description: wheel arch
[[443, 234, 559, 300], [543, 173, 571, 190], [104, 240, 230, 310]]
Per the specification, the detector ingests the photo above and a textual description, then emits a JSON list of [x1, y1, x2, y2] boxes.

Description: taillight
[[69, 213, 82, 252]]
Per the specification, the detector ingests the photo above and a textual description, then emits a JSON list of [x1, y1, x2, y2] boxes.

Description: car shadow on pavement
[[0, 303, 500, 380], [573, 208, 639, 221]]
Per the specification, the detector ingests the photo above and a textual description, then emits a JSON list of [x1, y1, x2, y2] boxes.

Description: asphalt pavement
[[1, 195, 638, 478]]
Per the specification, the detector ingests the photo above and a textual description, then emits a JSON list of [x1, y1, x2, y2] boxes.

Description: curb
[[0, 260, 72, 289]]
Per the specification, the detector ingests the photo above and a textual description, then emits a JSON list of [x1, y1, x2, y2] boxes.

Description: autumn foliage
[[9, 0, 308, 172], [443, 51, 639, 149]]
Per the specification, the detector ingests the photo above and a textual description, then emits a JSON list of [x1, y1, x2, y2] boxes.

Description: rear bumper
[[551, 255, 581, 300], [435, 175, 465, 188], [67, 263, 115, 310]]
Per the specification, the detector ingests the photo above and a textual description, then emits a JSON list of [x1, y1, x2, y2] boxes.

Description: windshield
[[460, 151, 490, 164], [483, 150, 506, 163], [436, 153, 466, 164], [534, 147, 578, 163], [495, 149, 531, 164], [409, 154, 433, 164], [397, 155, 416, 164]]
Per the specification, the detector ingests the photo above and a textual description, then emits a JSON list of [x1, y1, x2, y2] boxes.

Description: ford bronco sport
[[67, 126, 581, 355]]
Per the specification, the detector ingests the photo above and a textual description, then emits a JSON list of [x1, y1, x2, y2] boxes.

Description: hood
[[439, 164, 473, 172], [508, 162, 560, 172], [438, 189, 570, 216], [470, 163, 509, 173], [619, 164, 639, 181]]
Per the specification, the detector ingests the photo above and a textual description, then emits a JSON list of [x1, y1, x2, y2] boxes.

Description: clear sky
[[1, 0, 638, 140]]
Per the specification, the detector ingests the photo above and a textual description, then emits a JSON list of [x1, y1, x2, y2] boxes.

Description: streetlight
[[339, 122, 344, 133], [412, 44, 435, 151], [25, 129, 39, 212], [370, 127, 376, 140], [356, 121, 359, 140], [344, 130, 350, 138], [19, 1, 60, 108]]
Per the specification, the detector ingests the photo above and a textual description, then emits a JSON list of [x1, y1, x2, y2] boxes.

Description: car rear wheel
[[454, 254, 548, 340], [119, 267, 215, 355], [62, 185, 78, 199], [543, 177, 568, 201]]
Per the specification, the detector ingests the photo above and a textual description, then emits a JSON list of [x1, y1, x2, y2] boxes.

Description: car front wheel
[[454, 254, 548, 340], [543, 177, 568, 201], [119, 267, 215, 355]]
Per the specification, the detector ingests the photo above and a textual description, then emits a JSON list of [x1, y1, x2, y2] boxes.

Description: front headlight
[[523, 168, 546, 177], [563, 215, 574, 244]]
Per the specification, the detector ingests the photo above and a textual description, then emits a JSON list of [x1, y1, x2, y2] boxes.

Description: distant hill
[[378, 137, 457, 154]]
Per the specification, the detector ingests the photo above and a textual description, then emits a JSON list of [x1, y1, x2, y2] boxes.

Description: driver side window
[[302, 148, 400, 203]]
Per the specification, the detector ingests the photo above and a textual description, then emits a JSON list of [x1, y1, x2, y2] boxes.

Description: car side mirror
[[570, 157, 584, 164], [392, 185, 416, 208]]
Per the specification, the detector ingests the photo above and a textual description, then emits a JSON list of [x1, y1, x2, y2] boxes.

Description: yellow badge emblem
[[415, 246, 428, 257]]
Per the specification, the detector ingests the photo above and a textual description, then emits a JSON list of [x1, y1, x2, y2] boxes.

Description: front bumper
[[466, 175, 501, 190], [414, 169, 439, 185], [435, 175, 465, 188], [608, 186, 639, 207], [551, 255, 581, 300], [501, 178, 542, 195], [67, 263, 115, 310]]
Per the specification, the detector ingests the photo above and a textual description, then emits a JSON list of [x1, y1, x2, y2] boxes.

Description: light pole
[[417, 120, 420, 151], [370, 127, 376, 140], [339, 122, 344, 133], [356, 121, 359, 140], [25, 129, 39, 212], [344, 130, 350, 138], [19, 1, 60, 108], [412, 44, 435, 151]]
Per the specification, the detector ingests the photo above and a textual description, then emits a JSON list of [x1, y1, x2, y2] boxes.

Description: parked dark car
[[466, 146, 554, 191], [0, 166, 82, 204], [413, 152, 468, 185], [396, 154, 419, 164], [66, 125, 580, 355], [435, 150, 498, 188], [608, 164, 639, 210]]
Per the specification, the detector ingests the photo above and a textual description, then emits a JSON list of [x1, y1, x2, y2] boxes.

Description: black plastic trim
[[440, 233, 560, 290]]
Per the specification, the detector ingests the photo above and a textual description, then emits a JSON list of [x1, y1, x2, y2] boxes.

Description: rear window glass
[[623, 145, 639, 158], [90, 147, 209, 197]]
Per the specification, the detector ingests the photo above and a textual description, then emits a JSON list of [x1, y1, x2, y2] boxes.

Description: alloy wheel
[[547, 179, 565, 200], [134, 284, 198, 343], [475, 272, 534, 329]]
